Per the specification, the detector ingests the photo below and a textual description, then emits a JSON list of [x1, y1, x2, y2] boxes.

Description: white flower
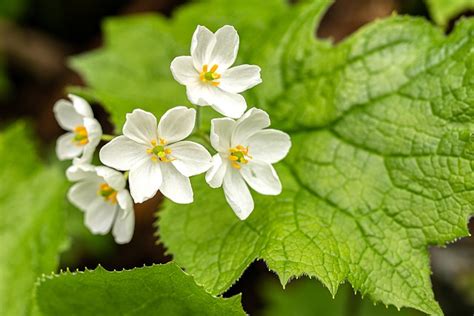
[[67, 164, 135, 244], [170, 25, 262, 119], [99, 107, 212, 204], [53, 94, 102, 164], [205, 108, 291, 220]]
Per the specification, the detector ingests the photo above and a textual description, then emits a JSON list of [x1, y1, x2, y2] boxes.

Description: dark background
[[0, 0, 472, 315]]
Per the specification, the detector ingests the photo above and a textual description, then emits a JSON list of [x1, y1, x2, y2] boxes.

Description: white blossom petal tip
[[205, 108, 291, 219], [171, 25, 262, 118]]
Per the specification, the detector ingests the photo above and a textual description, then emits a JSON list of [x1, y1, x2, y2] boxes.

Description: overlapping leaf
[[70, 0, 474, 315], [425, 0, 474, 27], [0, 122, 67, 315], [35, 263, 245, 316]]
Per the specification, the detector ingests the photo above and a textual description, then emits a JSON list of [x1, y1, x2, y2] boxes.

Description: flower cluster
[[54, 25, 291, 243]]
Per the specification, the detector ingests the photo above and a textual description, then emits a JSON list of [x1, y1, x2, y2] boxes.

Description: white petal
[[56, 133, 83, 160], [95, 166, 126, 191], [160, 163, 193, 204], [69, 94, 93, 118], [186, 83, 210, 106], [205, 154, 228, 188], [170, 56, 199, 85], [232, 108, 270, 145], [210, 118, 235, 152], [66, 163, 96, 182], [123, 109, 157, 145], [53, 99, 83, 131], [210, 25, 239, 71], [212, 90, 247, 118], [169, 141, 212, 177], [158, 106, 196, 143], [129, 160, 163, 203], [246, 129, 291, 163], [75, 118, 102, 164], [84, 198, 117, 234], [191, 25, 216, 70], [220, 65, 262, 94], [99, 136, 149, 171], [223, 168, 254, 220], [67, 181, 100, 211], [240, 160, 282, 195], [112, 207, 135, 244], [117, 189, 134, 212]]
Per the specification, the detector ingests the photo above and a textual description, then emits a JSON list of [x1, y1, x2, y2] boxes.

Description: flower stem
[[195, 106, 201, 132], [123, 171, 129, 180], [101, 134, 116, 141], [197, 130, 212, 149]]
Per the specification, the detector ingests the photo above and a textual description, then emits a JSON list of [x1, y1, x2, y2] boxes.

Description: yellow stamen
[[98, 183, 117, 204], [231, 162, 241, 169], [147, 138, 174, 163], [73, 125, 89, 146], [228, 145, 252, 169], [199, 64, 221, 86]]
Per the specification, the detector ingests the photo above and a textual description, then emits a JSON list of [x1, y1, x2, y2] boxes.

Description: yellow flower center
[[73, 125, 89, 146], [98, 183, 118, 204], [199, 64, 221, 86], [146, 138, 174, 162], [229, 145, 252, 169]]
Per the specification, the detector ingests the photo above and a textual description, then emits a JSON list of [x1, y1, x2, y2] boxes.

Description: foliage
[[70, 0, 474, 315], [0, 122, 68, 315], [35, 263, 245, 316]]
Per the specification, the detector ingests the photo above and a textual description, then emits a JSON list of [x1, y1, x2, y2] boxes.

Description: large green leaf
[[70, 0, 474, 314], [35, 263, 245, 316], [425, 0, 474, 27], [0, 122, 67, 315]]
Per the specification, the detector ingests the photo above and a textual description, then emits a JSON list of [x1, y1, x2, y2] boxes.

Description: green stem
[[197, 130, 212, 149], [101, 134, 116, 141], [195, 106, 202, 132], [123, 171, 129, 180]]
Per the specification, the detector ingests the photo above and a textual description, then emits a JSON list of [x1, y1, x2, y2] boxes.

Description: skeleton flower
[[67, 164, 135, 244], [206, 108, 291, 220], [170, 25, 262, 119], [53, 94, 102, 164], [99, 107, 212, 204]]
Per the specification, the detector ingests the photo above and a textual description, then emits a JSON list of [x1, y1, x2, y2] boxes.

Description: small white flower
[[170, 25, 262, 119], [67, 164, 135, 244], [99, 107, 212, 204], [205, 108, 291, 220], [53, 94, 102, 164]]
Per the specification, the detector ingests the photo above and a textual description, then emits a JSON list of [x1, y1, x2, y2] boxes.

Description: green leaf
[[35, 263, 245, 316], [261, 277, 423, 316], [0, 122, 67, 315], [425, 0, 474, 27], [70, 0, 474, 314], [158, 2, 474, 316]]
